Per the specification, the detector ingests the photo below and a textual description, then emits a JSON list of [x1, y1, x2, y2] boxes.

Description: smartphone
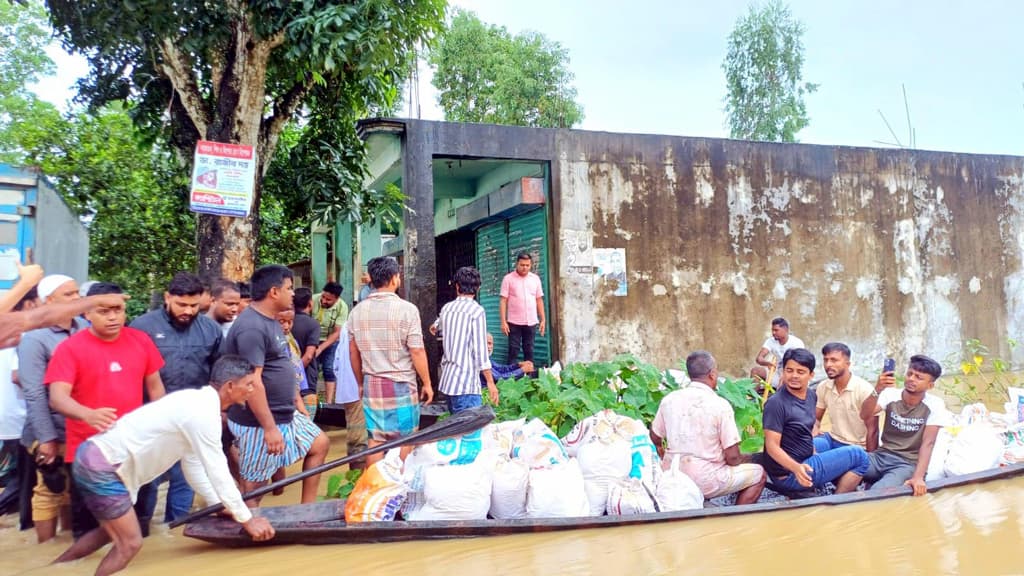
[[883, 357, 896, 374]]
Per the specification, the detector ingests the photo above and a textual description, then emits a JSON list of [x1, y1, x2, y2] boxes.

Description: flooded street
[[2, 427, 1022, 576]]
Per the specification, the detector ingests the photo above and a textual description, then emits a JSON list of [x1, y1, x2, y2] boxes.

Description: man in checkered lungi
[[348, 257, 434, 467]]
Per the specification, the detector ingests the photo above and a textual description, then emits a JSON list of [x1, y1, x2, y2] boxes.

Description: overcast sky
[[37, 0, 1024, 156]]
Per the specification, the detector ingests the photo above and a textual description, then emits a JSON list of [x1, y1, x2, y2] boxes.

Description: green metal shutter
[[476, 221, 510, 364], [506, 207, 552, 367]]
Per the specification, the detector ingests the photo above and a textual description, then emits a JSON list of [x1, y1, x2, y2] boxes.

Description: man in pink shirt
[[499, 252, 545, 366], [651, 351, 766, 505]]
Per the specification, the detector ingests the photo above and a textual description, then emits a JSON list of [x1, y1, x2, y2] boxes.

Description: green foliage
[[324, 468, 363, 500], [716, 378, 765, 453], [493, 355, 676, 438], [941, 337, 1021, 406], [0, 0, 60, 161], [722, 0, 818, 142], [430, 9, 584, 128]]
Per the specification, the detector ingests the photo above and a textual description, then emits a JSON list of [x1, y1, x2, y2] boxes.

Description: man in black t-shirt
[[763, 348, 869, 495], [224, 265, 328, 505], [292, 288, 321, 416]]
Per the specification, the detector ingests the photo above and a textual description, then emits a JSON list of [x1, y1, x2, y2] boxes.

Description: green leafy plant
[[324, 468, 363, 500], [493, 355, 678, 437], [942, 337, 1020, 405], [716, 378, 765, 453]]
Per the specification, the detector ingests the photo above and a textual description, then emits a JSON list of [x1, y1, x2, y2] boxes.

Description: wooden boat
[[184, 462, 1024, 547]]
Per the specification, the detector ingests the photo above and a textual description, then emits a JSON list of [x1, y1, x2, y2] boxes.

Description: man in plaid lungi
[[347, 257, 434, 466]]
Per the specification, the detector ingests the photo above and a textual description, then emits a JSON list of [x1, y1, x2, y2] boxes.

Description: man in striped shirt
[[431, 267, 498, 414]]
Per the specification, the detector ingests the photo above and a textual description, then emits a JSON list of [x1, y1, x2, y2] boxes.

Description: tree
[[722, 0, 818, 142], [46, 0, 446, 281], [430, 9, 583, 128]]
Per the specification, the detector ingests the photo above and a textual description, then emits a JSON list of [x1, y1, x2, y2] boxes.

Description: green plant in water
[[324, 468, 363, 500], [716, 377, 765, 453], [942, 338, 1020, 405]]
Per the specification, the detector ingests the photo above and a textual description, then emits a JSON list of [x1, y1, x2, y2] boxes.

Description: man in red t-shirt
[[45, 282, 165, 552]]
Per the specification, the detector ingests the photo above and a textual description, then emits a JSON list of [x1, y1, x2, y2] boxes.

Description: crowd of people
[[651, 318, 950, 507], [0, 252, 547, 575]]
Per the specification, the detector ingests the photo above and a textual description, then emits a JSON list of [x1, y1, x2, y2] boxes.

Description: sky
[[35, 0, 1024, 156]]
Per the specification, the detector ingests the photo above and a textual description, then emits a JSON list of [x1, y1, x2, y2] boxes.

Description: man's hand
[[242, 517, 275, 541], [500, 321, 510, 336], [538, 320, 546, 337], [263, 428, 285, 455], [875, 371, 897, 394], [487, 382, 500, 406], [428, 324, 437, 336], [905, 476, 928, 496], [420, 382, 434, 405], [36, 441, 58, 466], [794, 462, 814, 488], [85, 407, 117, 432], [17, 262, 44, 286], [519, 360, 535, 373]]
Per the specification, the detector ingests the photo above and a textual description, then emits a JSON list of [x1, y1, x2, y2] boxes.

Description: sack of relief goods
[[526, 459, 590, 518], [512, 419, 568, 469], [943, 424, 1004, 477], [489, 455, 530, 519], [577, 435, 632, 516], [606, 478, 657, 516], [404, 429, 484, 471], [925, 428, 954, 482], [1003, 424, 1024, 464], [402, 452, 496, 521], [481, 419, 525, 457], [654, 456, 704, 512], [344, 449, 408, 523]]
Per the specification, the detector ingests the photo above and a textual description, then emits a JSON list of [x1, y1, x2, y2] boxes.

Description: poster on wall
[[189, 140, 257, 217], [593, 247, 627, 296]]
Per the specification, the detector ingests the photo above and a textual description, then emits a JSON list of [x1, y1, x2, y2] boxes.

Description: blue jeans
[[320, 342, 339, 382], [812, 433, 850, 454], [447, 393, 482, 415], [134, 462, 194, 525], [772, 445, 870, 492]]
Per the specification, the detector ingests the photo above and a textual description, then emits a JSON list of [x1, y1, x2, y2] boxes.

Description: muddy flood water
[[3, 424, 1023, 576]]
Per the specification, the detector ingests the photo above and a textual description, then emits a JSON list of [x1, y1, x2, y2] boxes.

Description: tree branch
[[258, 78, 312, 176], [157, 38, 211, 138]]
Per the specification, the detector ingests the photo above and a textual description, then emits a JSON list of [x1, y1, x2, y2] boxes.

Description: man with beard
[[46, 282, 165, 557], [813, 342, 874, 452], [129, 273, 221, 532], [206, 279, 241, 337]]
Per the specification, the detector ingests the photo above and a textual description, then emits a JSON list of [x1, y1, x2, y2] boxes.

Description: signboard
[[189, 140, 257, 217]]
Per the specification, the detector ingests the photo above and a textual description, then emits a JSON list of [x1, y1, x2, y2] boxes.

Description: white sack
[[526, 459, 590, 518], [944, 424, 1004, 477], [489, 455, 530, 519]]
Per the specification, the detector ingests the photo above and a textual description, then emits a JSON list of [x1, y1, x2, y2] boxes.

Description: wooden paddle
[[169, 405, 496, 528], [760, 357, 777, 405]]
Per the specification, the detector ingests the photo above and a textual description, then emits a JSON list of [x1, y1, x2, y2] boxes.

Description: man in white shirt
[[752, 317, 805, 388], [53, 355, 274, 575]]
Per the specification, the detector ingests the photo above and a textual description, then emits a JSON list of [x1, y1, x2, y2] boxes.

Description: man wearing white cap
[[17, 274, 88, 542]]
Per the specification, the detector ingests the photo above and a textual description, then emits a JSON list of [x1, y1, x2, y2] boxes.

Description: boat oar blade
[[170, 405, 495, 529]]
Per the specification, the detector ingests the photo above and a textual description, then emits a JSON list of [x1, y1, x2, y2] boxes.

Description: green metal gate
[[476, 221, 510, 364]]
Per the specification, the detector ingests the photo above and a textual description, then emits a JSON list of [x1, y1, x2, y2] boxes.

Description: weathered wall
[[554, 132, 1024, 376]]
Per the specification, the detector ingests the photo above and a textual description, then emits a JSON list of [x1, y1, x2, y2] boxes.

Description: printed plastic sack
[[1007, 387, 1024, 424], [344, 449, 408, 523], [578, 437, 631, 515], [959, 403, 989, 427], [481, 419, 525, 457], [925, 428, 954, 482], [403, 452, 497, 521], [655, 455, 704, 512], [490, 455, 530, 519], [404, 429, 484, 472], [606, 478, 657, 516], [512, 419, 568, 469], [526, 459, 590, 518], [1003, 423, 1024, 464], [943, 424, 1004, 477]]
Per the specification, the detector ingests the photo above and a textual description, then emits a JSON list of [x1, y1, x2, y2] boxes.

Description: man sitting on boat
[[650, 351, 766, 505], [53, 356, 274, 575], [859, 354, 950, 496], [813, 342, 875, 452], [763, 348, 869, 495]]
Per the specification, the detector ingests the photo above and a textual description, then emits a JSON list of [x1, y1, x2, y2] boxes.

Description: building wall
[[553, 131, 1024, 376]]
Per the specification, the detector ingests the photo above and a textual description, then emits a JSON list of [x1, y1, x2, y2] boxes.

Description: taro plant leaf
[[326, 474, 343, 498]]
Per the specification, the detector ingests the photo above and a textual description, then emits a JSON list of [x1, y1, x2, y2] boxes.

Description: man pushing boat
[[52, 356, 274, 575]]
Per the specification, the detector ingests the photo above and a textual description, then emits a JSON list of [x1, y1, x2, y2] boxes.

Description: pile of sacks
[[344, 410, 704, 523], [924, 388, 1024, 482]]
